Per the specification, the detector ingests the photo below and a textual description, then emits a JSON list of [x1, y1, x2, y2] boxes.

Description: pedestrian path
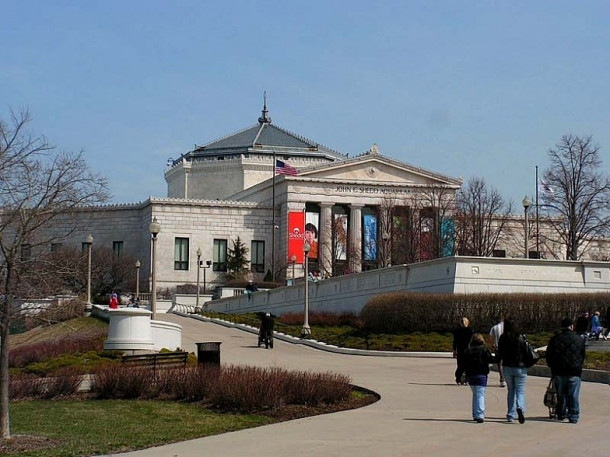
[[108, 313, 610, 457]]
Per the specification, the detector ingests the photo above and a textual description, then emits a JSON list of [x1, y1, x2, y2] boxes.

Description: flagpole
[[536, 165, 540, 258], [272, 151, 276, 282]]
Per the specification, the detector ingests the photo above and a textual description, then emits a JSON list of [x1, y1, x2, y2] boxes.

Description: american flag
[[275, 160, 298, 176]]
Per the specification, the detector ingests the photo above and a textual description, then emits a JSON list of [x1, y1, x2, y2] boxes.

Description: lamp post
[[202, 260, 211, 295], [135, 260, 141, 301], [291, 254, 297, 283], [522, 195, 531, 259], [149, 217, 161, 320], [301, 241, 311, 338], [85, 234, 93, 309], [196, 248, 202, 312]]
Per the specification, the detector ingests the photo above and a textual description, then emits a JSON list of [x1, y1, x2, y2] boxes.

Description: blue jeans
[[470, 385, 486, 419], [503, 366, 527, 420], [555, 376, 581, 422]]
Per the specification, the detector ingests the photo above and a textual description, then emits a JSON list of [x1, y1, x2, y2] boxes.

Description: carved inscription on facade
[[334, 185, 413, 195]]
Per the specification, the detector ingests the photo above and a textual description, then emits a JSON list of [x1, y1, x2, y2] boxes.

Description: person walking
[[488, 316, 505, 387], [498, 318, 528, 423], [590, 311, 606, 340], [546, 318, 586, 423], [452, 317, 474, 385], [464, 333, 495, 423]]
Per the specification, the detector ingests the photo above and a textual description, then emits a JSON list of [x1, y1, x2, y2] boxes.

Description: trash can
[[196, 342, 222, 367]]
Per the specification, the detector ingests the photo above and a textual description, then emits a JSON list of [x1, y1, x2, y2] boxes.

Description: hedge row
[[360, 292, 610, 334]]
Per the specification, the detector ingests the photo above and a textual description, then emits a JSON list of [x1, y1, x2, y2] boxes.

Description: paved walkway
[[109, 313, 610, 457]]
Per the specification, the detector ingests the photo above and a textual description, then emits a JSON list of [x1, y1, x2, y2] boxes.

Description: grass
[[9, 399, 272, 457]]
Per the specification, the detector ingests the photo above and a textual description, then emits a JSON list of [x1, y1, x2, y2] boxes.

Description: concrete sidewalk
[[108, 313, 610, 457]]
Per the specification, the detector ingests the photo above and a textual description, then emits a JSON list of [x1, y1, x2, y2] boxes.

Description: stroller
[[256, 312, 276, 349]]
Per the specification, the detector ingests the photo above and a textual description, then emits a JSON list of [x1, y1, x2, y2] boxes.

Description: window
[[50, 243, 62, 252], [112, 241, 124, 258], [20, 244, 31, 262], [251, 240, 265, 273], [213, 239, 227, 272], [174, 238, 189, 270], [492, 249, 506, 258]]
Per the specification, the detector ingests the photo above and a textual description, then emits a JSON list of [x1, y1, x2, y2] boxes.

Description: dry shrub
[[206, 365, 352, 412], [9, 329, 106, 368], [92, 364, 155, 399], [160, 365, 218, 401], [10, 373, 46, 399], [208, 365, 286, 411], [42, 367, 83, 398], [361, 291, 610, 334], [283, 370, 351, 406]]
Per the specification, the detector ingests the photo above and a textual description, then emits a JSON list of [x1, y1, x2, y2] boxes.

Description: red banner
[[287, 211, 305, 263]]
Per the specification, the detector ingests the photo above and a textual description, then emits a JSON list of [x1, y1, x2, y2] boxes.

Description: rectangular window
[[492, 249, 506, 258], [20, 244, 31, 262], [50, 243, 62, 252], [251, 240, 265, 273], [112, 241, 124, 258], [174, 238, 189, 270], [213, 239, 228, 272]]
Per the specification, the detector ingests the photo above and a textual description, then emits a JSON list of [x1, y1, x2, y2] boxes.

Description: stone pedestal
[[104, 308, 154, 351]]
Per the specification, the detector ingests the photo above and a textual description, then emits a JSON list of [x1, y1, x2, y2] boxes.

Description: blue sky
[[2, 1, 609, 209]]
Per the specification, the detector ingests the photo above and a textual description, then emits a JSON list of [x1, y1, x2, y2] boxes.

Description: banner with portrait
[[305, 211, 320, 259]]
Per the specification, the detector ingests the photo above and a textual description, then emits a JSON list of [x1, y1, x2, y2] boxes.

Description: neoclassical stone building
[[59, 103, 609, 294], [68, 103, 467, 292]]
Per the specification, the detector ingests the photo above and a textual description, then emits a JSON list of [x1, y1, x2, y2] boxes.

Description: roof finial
[[258, 91, 272, 124]]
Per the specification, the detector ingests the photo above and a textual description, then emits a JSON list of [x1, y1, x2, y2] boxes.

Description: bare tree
[[541, 134, 610, 260], [454, 177, 512, 256], [0, 110, 109, 438], [418, 186, 458, 259]]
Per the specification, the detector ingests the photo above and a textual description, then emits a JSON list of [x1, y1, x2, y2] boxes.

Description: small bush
[[10, 373, 46, 399], [91, 364, 154, 399], [42, 367, 83, 398]]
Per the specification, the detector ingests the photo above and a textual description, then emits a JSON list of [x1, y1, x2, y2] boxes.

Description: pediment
[[299, 154, 461, 187]]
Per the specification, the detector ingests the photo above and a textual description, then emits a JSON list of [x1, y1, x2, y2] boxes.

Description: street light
[[149, 217, 161, 320], [135, 260, 141, 301], [85, 234, 93, 309], [196, 248, 202, 312], [301, 241, 311, 338], [522, 195, 532, 259], [291, 254, 297, 283], [202, 260, 212, 295]]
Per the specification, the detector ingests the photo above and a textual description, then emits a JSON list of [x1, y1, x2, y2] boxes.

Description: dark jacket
[[464, 341, 494, 377], [498, 332, 527, 368], [546, 328, 586, 377], [452, 326, 474, 355]]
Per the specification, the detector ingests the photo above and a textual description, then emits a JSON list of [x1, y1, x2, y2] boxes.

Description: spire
[[258, 91, 272, 124]]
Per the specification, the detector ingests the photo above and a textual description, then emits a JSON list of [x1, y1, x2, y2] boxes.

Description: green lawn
[[10, 399, 271, 457]]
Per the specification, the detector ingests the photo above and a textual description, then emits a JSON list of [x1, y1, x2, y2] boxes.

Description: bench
[[121, 351, 189, 372]]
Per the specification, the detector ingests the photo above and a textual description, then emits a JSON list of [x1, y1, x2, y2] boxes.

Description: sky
[[2, 1, 609, 210]]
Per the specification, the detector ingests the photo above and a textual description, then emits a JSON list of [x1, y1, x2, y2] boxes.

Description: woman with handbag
[[498, 318, 528, 424]]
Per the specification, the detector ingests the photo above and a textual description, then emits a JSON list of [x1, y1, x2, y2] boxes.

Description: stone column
[[319, 203, 333, 276], [349, 204, 363, 273]]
